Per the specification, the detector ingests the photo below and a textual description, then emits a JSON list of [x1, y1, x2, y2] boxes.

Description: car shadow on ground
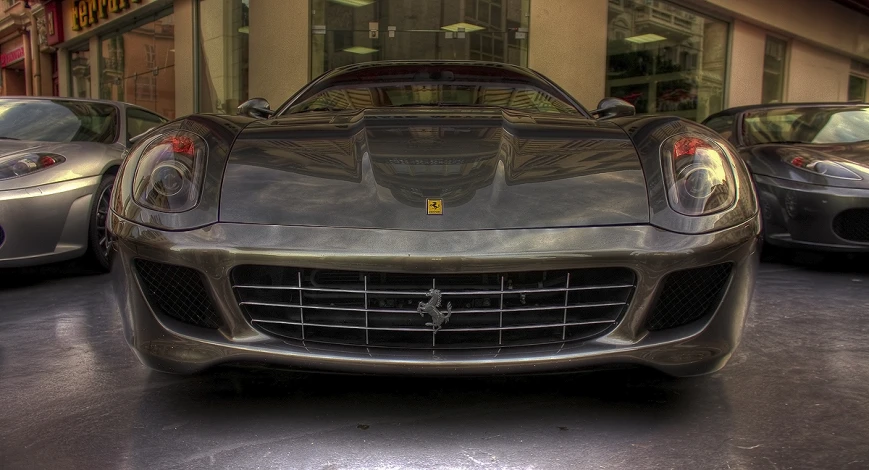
[[760, 246, 869, 274], [0, 259, 105, 289]]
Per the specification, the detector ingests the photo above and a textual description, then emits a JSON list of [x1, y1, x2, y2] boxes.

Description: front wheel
[[86, 175, 115, 272]]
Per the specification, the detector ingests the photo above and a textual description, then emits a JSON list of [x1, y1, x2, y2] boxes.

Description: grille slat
[[233, 266, 635, 350], [252, 318, 615, 332], [833, 209, 869, 243]]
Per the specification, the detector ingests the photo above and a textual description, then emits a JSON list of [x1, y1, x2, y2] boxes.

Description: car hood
[[219, 109, 649, 230]]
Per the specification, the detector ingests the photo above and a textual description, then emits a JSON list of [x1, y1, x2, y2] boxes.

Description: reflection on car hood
[[219, 109, 650, 230]]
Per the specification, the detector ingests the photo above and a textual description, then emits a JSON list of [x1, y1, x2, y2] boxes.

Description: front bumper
[[756, 174, 869, 252], [111, 214, 760, 377], [0, 176, 100, 268]]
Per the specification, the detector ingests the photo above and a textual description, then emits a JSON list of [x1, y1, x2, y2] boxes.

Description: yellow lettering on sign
[[71, 3, 81, 31], [88, 0, 98, 26], [108, 0, 119, 13]]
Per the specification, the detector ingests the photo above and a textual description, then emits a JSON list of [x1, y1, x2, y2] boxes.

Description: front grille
[[135, 259, 222, 329], [645, 263, 733, 331], [233, 266, 636, 349], [833, 208, 869, 242]]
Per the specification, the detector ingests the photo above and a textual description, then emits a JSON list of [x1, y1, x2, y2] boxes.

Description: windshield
[[282, 65, 582, 115], [742, 106, 869, 145], [0, 99, 119, 143]]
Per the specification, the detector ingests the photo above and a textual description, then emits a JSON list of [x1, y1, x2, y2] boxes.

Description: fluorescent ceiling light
[[329, 0, 374, 6], [625, 33, 666, 44], [441, 22, 485, 33], [344, 46, 379, 55]]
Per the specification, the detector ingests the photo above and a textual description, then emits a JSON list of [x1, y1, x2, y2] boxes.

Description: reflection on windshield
[[743, 107, 869, 145], [0, 99, 118, 143], [287, 83, 580, 115]]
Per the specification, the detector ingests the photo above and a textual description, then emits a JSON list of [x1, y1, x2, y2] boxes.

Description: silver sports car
[[0, 97, 166, 270], [703, 103, 869, 252], [111, 61, 760, 377]]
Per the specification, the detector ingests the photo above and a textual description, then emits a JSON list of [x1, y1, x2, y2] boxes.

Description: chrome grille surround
[[232, 267, 636, 350]]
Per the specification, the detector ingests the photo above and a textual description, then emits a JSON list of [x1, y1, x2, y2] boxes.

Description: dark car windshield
[[0, 99, 118, 143], [283, 65, 581, 115], [742, 106, 869, 145]]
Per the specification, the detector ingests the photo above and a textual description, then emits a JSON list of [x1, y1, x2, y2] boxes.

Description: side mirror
[[591, 98, 636, 120], [237, 98, 274, 119]]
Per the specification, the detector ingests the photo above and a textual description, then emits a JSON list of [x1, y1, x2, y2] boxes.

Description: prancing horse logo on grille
[[418, 288, 452, 332]]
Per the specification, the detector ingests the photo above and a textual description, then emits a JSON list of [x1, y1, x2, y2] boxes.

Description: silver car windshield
[[0, 99, 118, 144], [743, 107, 869, 145]]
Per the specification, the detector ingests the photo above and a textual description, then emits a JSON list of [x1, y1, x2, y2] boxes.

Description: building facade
[[2, 0, 868, 122]]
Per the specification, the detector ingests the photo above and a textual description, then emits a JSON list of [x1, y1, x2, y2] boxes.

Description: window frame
[[761, 34, 789, 104]]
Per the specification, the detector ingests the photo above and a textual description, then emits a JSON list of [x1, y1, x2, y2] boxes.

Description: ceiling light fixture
[[329, 0, 375, 6], [343, 46, 379, 55], [441, 22, 485, 33], [625, 33, 667, 44]]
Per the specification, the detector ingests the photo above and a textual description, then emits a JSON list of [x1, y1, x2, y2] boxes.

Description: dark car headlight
[[661, 134, 737, 216], [784, 152, 862, 180], [0, 152, 66, 180], [132, 131, 208, 212]]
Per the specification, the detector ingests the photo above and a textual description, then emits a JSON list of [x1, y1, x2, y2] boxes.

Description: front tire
[[86, 175, 115, 272]]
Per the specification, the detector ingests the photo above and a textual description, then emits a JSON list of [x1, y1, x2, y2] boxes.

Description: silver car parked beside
[[0, 97, 166, 270]]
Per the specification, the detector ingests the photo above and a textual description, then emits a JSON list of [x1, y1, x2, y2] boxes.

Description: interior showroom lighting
[[625, 33, 667, 43], [329, 0, 374, 6], [343, 46, 379, 55], [441, 22, 486, 32]]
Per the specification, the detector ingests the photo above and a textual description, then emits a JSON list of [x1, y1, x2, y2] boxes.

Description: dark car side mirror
[[591, 98, 636, 120], [237, 98, 274, 119]]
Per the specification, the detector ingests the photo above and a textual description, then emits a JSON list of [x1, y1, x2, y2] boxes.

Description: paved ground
[[1, 252, 868, 469]]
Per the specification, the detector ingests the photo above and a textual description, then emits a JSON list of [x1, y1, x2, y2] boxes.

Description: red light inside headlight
[[662, 135, 737, 216], [132, 131, 208, 213]]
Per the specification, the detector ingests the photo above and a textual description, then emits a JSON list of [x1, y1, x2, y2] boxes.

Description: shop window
[[606, 0, 728, 121], [762, 36, 787, 104], [849, 75, 867, 102], [70, 48, 91, 98], [310, 0, 530, 77], [196, 0, 249, 113], [100, 11, 175, 119]]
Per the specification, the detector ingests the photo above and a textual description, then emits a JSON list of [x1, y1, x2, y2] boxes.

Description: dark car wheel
[[86, 175, 115, 272]]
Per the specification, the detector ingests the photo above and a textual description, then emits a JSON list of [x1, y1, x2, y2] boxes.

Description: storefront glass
[[762, 36, 787, 104], [606, 0, 728, 121], [70, 48, 91, 98], [99, 11, 176, 119], [310, 0, 530, 77], [197, 0, 249, 114]]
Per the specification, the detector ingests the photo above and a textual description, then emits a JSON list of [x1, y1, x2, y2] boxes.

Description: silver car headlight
[[661, 134, 737, 216], [132, 131, 208, 212], [783, 151, 862, 180], [0, 152, 66, 180]]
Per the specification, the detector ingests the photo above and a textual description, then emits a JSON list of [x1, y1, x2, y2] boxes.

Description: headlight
[[132, 131, 208, 212], [784, 153, 861, 180], [0, 153, 66, 180], [662, 135, 736, 216]]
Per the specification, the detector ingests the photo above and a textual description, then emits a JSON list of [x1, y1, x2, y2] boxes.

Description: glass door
[[311, 0, 530, 77]]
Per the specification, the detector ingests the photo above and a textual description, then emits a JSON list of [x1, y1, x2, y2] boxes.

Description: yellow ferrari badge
[[426, 198, 443, 215]]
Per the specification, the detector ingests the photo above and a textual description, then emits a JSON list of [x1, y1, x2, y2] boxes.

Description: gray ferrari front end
[[110, 62, 760, 377]]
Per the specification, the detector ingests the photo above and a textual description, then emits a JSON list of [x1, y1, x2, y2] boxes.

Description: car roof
[[704, 101, 869, 122], [319, 60, 542, 80], [0, 96, 168, 119]]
